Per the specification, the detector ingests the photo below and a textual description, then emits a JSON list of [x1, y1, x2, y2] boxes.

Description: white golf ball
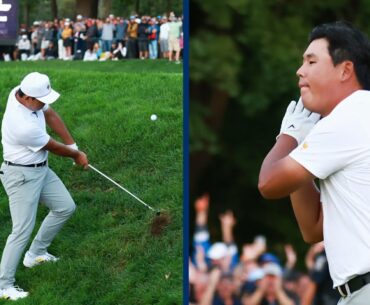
[[150, 114, 157, 121]]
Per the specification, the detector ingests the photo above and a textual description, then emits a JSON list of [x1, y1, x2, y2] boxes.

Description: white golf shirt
[[159, 23, 170, 40], [290, 90, 370, 287], [2, 86, 50, 164]]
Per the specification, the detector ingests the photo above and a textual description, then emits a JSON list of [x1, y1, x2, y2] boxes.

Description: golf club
[[88, 164, 159, 215]]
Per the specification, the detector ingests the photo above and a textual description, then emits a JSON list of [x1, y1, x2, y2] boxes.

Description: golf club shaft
[[88, 164, 155, 212]]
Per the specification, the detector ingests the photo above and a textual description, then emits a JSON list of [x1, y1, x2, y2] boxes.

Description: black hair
[[17, 88, 26, 97], [17, 88, 36, 100], [309, 21, 370, 89]]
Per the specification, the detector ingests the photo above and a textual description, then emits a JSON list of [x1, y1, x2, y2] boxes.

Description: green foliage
[[19, 0, 182, 23], [19, 0, 54, 22], [0, 60, 182, 304], [191, 32, 242, 97], [110, 0, 183, 17], [57, 0, 76, 19], [190, 101, 220, 154]]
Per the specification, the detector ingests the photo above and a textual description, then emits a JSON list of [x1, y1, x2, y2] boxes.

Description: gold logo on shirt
[[302, 142, 308, 149]]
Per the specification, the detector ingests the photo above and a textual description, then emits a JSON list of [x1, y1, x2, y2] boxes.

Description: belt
[[337, 272, 370, 298], [4, 160, 47, 168]]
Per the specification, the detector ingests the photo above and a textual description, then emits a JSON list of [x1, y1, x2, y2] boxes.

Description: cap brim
[[208, 254, 224, 260], [37, 89, 60, 104], [207, 250, 226, 260]]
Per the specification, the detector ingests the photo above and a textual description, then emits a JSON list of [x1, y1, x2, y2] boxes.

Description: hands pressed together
[[278, 98, 321, 145]]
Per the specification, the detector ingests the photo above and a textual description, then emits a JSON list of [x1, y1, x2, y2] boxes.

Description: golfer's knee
[[64, 201, 76, 216], [58, 198, 76, 217]]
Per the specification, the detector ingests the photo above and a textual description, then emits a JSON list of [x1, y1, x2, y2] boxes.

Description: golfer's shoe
[[0, 286, 29, 300], [23, 251, 59, 268]]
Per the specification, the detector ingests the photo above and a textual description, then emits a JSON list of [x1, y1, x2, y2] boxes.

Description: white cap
[[248, 268, 265, 281], [263, 262, 282, 277], [20, 72, 60, 104], [77, 14, 83, 20], [207, 242, 228, 260]]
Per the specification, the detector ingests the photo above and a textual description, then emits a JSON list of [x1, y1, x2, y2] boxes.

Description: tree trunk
[[190, 84, 230, 196], [24, 2, 30, 27], [135, 0, 140, 15], [167, 0, 172, 16], [51, 0, 58, 19], [76, 0, 99, 18], [102, 0, 112, 18]]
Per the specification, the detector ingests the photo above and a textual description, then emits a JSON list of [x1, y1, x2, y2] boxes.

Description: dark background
[[189, 0, 370, 268]]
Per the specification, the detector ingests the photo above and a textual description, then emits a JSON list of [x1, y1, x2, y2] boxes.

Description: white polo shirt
[[290, 90, 370, 287], [159, 23, 170, 40], [2, 86, 50, 164]]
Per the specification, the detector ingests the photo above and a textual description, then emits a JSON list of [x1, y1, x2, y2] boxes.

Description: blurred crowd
[[189, 194, 340, 305], [2, 12, 183, 63]]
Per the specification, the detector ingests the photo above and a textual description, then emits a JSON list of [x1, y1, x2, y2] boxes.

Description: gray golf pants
[[0, 163, 76, 289], [338, 283, 370, 305]]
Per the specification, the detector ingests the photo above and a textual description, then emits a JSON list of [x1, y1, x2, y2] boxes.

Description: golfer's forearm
[[258, 135, 298, 198], [44, 108, 75, 145], [290, 183, 323, 243], [43, 138, 79, 158]]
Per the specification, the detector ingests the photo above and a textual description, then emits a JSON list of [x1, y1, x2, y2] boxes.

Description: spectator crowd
[[3, 12, 183, 63], [190, 194, 340, 305]]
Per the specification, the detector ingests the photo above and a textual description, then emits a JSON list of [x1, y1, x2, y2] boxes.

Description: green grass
[[0, 61, 183, 305]]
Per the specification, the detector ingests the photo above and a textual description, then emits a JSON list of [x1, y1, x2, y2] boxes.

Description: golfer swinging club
[[0, 72, 88, 300], [259, 21, 370, 304]]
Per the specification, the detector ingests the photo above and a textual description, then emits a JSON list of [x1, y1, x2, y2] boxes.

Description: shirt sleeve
[[290, 116, 368, 179]]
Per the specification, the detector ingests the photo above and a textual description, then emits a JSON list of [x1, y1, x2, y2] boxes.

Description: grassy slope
[[0, 61, 183, 305]]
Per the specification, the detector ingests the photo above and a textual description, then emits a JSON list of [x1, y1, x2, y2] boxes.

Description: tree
[[19, 0, 38, 26], [51, 0, 58, 19], [23, 1, 31, 26], [135, 0, 140, 14], [19, 0, 182, 24], [102, 0, 112, 17], [167, 0, 173, 15], [76, 0, 99, 18]]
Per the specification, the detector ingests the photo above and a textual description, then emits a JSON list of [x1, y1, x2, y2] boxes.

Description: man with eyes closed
[[259, 21, 370, 305]]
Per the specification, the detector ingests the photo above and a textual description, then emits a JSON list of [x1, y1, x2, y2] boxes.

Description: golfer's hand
[[74, 151, 89, 169], [278, 98, 320, 145]]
